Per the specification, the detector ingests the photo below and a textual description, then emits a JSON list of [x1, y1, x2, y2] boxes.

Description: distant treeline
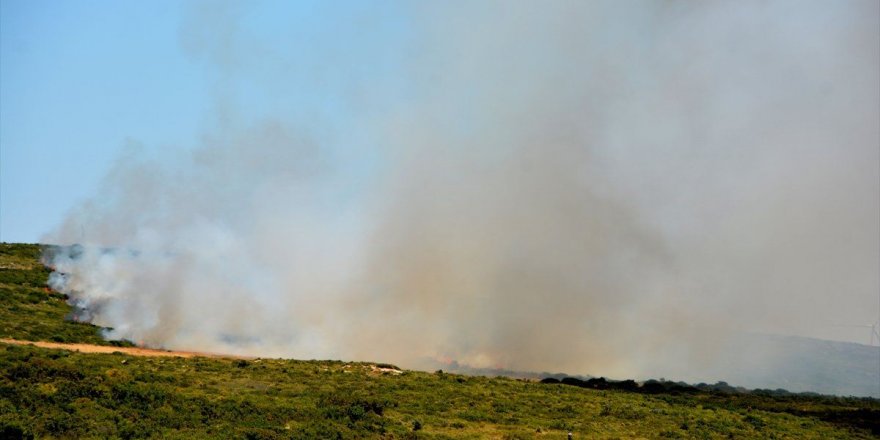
[[539, 376, 817, 396]]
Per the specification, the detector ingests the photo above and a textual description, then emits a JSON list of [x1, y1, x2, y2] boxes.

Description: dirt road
[[0, 338, 251, 359]]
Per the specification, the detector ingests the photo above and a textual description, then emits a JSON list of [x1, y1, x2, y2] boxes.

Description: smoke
[[44, 0, 878, 384]]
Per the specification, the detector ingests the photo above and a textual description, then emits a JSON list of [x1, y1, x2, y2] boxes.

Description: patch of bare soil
[[0, 339, 252, 359]]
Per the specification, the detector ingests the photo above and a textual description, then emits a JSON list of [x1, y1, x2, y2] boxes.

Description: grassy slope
[[4, 344, 873, 440], [0, 242, 877, 439], [0, 243, 120, 345]]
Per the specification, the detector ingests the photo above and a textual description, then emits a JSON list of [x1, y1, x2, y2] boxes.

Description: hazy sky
[[3, 0, 879, 372], [1, 0, 408, 242]]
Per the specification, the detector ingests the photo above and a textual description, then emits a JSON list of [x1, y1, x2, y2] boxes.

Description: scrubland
[[1, 243, 877, 439]]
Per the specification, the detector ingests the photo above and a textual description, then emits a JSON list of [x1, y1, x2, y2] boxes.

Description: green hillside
[[0, 243, 130, 346], [1, 243, 877, 439]]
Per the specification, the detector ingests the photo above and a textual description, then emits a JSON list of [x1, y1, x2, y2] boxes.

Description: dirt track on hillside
[[0, 339, 251, 359]]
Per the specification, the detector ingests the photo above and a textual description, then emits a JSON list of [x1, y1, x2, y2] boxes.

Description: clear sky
[[0, 0, 409, 243]]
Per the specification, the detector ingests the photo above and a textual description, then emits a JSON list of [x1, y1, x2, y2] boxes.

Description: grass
[[0, 242, 878, 439], [4, 344, 877, 439], [0, 243, 130, 346]]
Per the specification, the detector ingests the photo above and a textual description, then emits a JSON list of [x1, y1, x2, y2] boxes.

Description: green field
[[1, 243, 878, 439]]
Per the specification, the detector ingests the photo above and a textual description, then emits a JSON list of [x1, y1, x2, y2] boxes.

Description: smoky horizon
[[40, 0, 880, 390]]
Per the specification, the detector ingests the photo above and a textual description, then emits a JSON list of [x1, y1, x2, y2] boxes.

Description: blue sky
[[1, 0, 410, 243]]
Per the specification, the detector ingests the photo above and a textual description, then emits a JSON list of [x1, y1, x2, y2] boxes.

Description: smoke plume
[[45, 0, 879, 385]]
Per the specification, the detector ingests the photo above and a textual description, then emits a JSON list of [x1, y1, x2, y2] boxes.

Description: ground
[[1, 243, 877, 439]]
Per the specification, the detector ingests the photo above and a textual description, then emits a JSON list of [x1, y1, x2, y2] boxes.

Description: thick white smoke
[[45, 0, 878, 384]]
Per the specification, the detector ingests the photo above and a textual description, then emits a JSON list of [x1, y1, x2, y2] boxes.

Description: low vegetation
[[0, 243, 877, 439], [0, 243, 130, 346]]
